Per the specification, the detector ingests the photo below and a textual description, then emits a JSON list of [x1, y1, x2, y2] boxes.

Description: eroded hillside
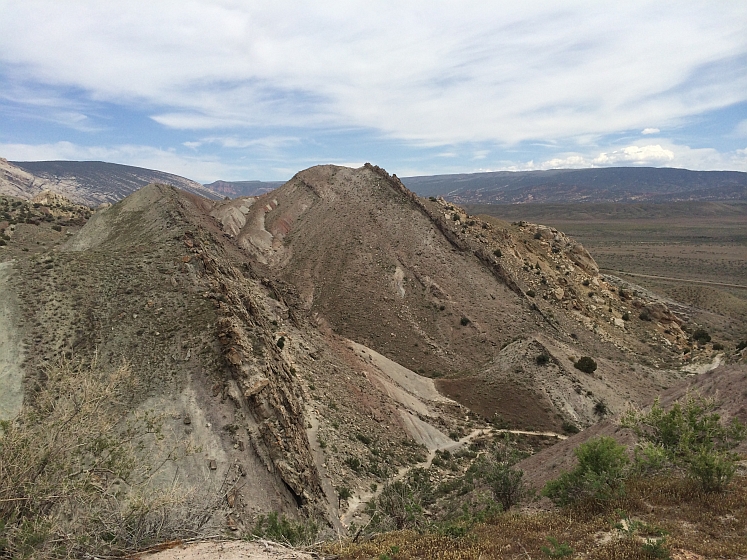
[[0, 165, 732, 539]]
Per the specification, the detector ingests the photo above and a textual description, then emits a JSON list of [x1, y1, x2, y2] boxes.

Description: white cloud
[[495, 142, 747, 172], [593, 144, 675, 165], [735, 120, 747, 137], [1, 1, 746, 145], [201, 136, 301, 150], [641, 128, 660, 135], [542, 155, 588, 168]]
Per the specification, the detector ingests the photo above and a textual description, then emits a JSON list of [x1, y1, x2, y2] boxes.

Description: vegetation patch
[[574, 356, 597, 373]]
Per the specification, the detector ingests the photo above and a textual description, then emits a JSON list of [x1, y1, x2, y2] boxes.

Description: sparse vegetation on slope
[[329, 472, 747, 559], [0, 359, 220, 558]]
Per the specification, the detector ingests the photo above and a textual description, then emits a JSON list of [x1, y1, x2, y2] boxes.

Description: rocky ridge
[[1, 165, 732, 536]]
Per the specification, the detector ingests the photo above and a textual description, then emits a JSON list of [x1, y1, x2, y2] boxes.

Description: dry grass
[[327, 474, 747, 559], [0, 358, 221, 558]]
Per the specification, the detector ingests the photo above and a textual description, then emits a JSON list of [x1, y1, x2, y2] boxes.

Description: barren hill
[[0, 158, 220, 206], [0, 164, 732, 539]]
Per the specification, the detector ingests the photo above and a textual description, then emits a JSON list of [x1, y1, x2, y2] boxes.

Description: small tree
[[542, 437, 629, 506]]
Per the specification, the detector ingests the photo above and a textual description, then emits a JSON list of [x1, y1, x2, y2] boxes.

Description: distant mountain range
[[203, 179, 286, 197], [1, 159, 221, 206], [4, 159, 747, 208], [400, 167, 747, 204]]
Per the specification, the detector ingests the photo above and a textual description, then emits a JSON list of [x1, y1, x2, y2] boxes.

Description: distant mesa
[[400, 167, 747, 204], [203, 179, 286, 198]]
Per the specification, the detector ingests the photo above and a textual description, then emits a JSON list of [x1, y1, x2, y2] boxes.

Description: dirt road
[[601, 268, 747, 290]]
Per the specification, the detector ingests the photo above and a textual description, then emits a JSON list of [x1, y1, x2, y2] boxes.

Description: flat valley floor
[[468, 201, 747, 348]]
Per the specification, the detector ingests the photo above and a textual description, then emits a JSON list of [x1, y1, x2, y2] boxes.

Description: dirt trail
[[341, 428, 486, 526], [493, 429, 567, 440], [0, 260, 24, 420], [340, 426, 567, 526]]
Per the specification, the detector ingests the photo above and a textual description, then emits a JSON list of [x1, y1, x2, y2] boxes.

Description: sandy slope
[[140, 539, 314, 560], [0, 260, 23, 420]]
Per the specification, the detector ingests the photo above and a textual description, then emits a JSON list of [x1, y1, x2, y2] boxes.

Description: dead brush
[[0, 357, 222, 558]]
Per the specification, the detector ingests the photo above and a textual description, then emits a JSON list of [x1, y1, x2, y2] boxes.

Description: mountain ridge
[[1, 158, 221, 206], [203, 179, 286, 198], [401, 166, 747, 204]]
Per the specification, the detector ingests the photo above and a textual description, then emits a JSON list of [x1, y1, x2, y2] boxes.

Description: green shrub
[[51, 224, 62, 232], [541, 537, 574, 558], [542, 437, 629, 506], [574, 356, 597, 373], [337, 486, 352, 507], [712, 342, 724, 350], [622, 394, 746, 492], [561, 421, 580, 434], [526, 289, 536, 298], [639, 310, 652, 321], [460, 316, 471, 326], [641, 537, 670, 559], [594, 400, 609, 416], [692, 328, 711, 344], [493, 248, 502, 257], [622, 312, 630, 321], [356, 433, 372, 445], [468, 450, 526, 511], [365, 469, 433, 532], [251, 512, 318, 546], [345, 457, 362, 471], [535, 353, 550, 366]]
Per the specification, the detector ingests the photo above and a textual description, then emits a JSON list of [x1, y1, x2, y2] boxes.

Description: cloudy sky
[[1, 1, 746, 182]]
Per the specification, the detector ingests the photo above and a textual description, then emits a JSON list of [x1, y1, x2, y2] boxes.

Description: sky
[[1, 1, 747, 183]]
